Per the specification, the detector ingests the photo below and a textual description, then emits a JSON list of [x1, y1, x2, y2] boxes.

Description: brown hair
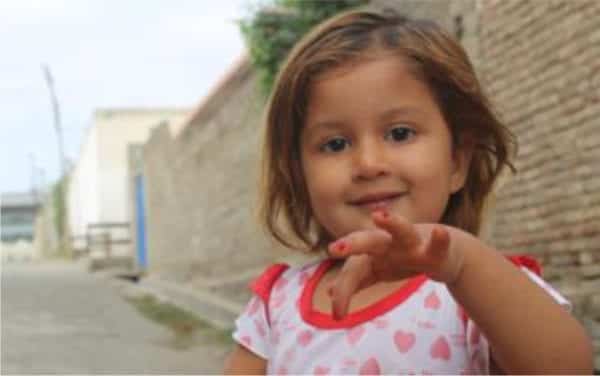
[[258, 8, 516, 252]]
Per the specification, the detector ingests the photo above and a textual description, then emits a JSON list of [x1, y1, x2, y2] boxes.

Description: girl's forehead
[[306, 56, 437, 117], [311, 51, 414, 82]]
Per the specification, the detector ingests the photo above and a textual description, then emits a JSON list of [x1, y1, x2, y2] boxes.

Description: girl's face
[[300, 56, 470, 239]]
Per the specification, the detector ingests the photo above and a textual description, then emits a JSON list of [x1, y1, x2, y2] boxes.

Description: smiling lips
[[349, 192, 406, 211]]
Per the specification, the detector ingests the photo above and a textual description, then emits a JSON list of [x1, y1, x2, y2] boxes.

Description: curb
[[139, 276, 243, 331], [95, 268, 243, 331], [84, 257, 244, 332]]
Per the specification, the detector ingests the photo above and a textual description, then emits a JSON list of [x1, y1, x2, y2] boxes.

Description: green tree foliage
[[240, 0, 368, 96]]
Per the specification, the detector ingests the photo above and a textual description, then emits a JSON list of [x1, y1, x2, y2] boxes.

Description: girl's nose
[[352, 141, 389, 181]]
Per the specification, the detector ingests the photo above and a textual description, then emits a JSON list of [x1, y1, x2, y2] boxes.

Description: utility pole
[[42, 64, 69, 257], [41, 64, 66, 178]]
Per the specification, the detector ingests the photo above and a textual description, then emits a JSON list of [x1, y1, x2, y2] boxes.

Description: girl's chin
[[336, 220, 380, 236]]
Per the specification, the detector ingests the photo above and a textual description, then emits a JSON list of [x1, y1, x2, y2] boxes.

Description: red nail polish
[[374, 209, 389, 219], [333, 310, 342, 321], [335, 241, 347, 254]]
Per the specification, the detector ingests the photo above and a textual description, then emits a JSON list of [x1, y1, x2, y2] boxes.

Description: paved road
[[1, 260, 232, 374]]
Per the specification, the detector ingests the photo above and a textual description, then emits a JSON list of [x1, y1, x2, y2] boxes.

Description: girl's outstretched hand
[[327, 209, 466, 320]]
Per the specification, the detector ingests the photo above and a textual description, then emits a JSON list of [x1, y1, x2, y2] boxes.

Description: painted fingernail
[[331, 240, 349, 254], [374, 209, 389, 219], [333, 309, 343, 321]]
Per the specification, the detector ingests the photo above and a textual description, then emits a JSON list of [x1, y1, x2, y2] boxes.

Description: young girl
[[224, 9, 593, 375]]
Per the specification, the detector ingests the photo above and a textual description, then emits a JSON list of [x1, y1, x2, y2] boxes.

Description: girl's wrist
[[437, 226, 471, 286]]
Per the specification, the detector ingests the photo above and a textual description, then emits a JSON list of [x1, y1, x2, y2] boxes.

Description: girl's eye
[[320, 137, 348, 153], [386, 127, 415, 142]]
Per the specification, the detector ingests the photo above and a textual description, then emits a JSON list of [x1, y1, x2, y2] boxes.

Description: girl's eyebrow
[[304, 120, 345, 137], [379, 106, 427, 121], [304, 106, 427, 137]]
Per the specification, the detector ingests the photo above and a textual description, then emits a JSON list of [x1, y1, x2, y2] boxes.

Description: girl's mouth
[[349, 192, 406, 211]]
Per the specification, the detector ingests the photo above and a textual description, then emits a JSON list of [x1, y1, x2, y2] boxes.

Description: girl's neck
[[311, 258, 410, 315]]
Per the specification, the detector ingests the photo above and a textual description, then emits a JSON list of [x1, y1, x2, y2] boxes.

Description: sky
[[0, 0, 250, 194]]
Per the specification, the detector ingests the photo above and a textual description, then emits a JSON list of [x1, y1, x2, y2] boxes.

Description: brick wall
[[476, 1, 600, 358], [478, 0, 600, 279], [374, 0, 600, 288]]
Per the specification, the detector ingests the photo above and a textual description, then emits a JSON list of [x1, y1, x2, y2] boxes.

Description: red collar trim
[[299, 259, 428, 329]]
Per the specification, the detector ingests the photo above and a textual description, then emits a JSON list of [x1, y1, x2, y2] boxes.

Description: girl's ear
[[450, 137, 474, 194]]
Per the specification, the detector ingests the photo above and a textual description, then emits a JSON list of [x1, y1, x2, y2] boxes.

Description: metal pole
[[42, 64, 69, 258]]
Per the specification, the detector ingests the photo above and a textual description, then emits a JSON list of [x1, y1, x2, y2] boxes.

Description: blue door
[[135, 174, 148, 270]]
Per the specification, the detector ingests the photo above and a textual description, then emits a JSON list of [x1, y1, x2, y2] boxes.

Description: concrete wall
[[143, 59, 296, 297]]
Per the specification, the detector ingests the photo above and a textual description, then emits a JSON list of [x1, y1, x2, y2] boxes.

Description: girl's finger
[[330, 255, 373, 320], [328, 229, 392, 258], [425, 225, 450, 260], [372, 210, 420, 249], [424, 225, 462, 283]]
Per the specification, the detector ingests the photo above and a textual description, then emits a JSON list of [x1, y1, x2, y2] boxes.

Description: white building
[[67, 108, 190, 256]]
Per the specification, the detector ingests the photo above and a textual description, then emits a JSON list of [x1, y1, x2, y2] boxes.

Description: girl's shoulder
[[249, 258, 324, 304]]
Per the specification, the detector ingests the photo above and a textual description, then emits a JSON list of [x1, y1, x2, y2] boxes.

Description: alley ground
[[1, 260, 232, 374]]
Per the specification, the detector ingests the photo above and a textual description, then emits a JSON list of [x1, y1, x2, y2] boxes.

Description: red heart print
[[424, 291, 441, 310], [284, 348, 295, 362], [430, 336, 451, 361], [346, 325, 365, 345], [297, 329, 313, 346], [359, 357, 381, 375], [394, 330, 416, 353], [314, 366, 330, 375]]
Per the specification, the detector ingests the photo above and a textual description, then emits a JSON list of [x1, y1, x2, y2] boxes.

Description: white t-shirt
[[233, 256, 570, 375]]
